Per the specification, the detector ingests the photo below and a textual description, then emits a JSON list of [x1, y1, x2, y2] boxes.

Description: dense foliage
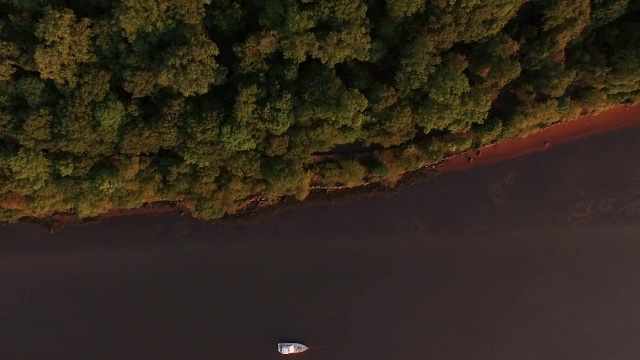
[[0, 0, 639, 220]]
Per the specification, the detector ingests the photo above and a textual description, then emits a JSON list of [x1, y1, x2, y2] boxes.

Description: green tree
[[156, 32, 227, 96], [0, 40, 19, 81], [419, 57, 491, 133], [386, 0, 425, 19], [606, 48, 640, 95], [9, 148, 51, 194], [114, 0, 226, 97], [467, 34, 522, 91], [17, 108, 53, 150], [262, 157, 310, 200], [115, 0, 211, 42], [589, 0, 629, 29], [34, 8, 96, 86], [259, 0, 371, 66]]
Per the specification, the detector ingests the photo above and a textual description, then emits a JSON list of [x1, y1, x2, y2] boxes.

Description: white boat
[[278, 342, 309, 355]]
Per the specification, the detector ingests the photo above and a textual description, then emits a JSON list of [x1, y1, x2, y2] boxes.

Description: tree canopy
[[0, 0, 639, 221]]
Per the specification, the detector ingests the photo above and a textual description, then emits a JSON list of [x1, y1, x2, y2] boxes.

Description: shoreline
[[28, 103, 640, 230], [439, 104, 640, 173]]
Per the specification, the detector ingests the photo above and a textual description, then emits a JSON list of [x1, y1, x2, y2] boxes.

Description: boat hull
[[278, 343, 308, 355]]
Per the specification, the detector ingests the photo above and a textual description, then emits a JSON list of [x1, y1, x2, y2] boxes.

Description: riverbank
[[29, 102, 640, 230], [441, 104, 640, 172]]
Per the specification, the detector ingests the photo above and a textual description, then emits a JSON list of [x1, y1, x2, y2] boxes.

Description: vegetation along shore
[[0, 0, 639, 222]]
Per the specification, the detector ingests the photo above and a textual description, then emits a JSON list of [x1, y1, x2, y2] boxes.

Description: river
[[2, 127, 640, 359]]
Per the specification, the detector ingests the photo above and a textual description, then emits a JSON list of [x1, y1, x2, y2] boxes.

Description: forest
[[0, 0, 639, 221]]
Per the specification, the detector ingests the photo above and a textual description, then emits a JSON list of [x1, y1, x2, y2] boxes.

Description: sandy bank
[[440, 104, 640, 172]]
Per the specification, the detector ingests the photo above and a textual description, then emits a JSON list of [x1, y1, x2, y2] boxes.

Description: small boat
[[278, 342, 309, 355]]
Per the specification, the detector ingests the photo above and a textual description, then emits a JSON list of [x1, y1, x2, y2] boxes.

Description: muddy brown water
[[2, 127, 640, 359]]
